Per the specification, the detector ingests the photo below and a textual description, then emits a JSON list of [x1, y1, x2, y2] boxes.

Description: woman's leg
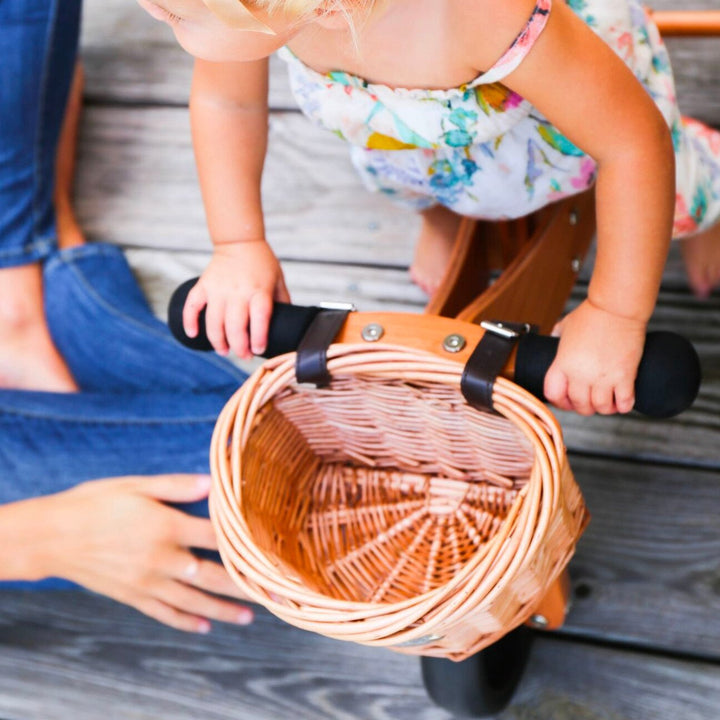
[[0, 0, 82, 391]]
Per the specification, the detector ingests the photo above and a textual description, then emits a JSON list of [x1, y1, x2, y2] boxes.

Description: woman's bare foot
[[409, 205, 462, 297], [681, 221, 720, 298], [0, 263, 78, 391], [0, 62, 86, 392]]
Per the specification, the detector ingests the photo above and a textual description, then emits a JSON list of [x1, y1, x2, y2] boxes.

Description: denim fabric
[[0, 0, 82, 266], [0, 244, 247, 588]]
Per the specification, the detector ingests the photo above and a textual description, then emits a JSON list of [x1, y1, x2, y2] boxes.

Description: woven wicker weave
[[210, 339, 588, 660]]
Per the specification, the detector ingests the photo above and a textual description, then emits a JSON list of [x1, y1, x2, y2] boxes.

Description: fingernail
[[236, 609, 253, 625], [197, 620, 211, 634], [196, 474, 212, 491]]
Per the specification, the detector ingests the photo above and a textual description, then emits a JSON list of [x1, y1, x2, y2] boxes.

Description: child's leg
[[410, 205, 463, 297], [673, 118, 720, 298], [680, 222, 720, 299]]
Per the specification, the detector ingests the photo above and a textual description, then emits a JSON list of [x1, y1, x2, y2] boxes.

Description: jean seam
[[0, 408, 226, 425], [0, 236, 55, 260]]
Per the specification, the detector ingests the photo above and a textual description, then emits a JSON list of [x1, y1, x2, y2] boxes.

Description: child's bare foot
[[681, 221, 720, 298], [409, 205, 462, 297]]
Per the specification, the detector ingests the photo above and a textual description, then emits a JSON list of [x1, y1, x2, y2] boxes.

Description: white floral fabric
[[278, 0, 720, 237]]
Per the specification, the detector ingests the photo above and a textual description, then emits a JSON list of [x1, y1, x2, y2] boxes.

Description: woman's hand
[[543, 299, 647, 416], [182, 240, 290, 359], [40, 474, 254, 633]]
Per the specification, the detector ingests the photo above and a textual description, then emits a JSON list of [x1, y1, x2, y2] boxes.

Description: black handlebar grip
[[168, 279, 701, 418], [514, 331, 702, 418], [167, 278, 323, 358]]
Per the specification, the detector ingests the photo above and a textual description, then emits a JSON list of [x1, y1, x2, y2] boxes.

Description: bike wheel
[[420, 626, 533, 717]]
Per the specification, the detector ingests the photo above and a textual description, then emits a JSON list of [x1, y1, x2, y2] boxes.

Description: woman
[[0, 0, 253, 634]]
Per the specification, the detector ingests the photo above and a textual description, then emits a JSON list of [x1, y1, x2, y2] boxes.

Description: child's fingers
[[248, 292, 272, 356], [134, 473, 212, 503], [204, 296, 230, 355], [614, 382, 635, 414], [591, 384, 617, 415], [183, 283, 208, 339], [543, 366, 572, 411], [567, 381, 593, 416], [274, 275, 291, 303], [225, 300, 250, 359]]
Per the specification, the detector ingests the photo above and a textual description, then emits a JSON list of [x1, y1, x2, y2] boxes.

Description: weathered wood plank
[[563, 454, 720, 657], [1, 591, 719, 720], [81, 0, 720, 124], [76, 107, 421, 265]]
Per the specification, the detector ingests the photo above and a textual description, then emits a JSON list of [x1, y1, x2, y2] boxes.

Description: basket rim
[[210, 343, 568, 622]]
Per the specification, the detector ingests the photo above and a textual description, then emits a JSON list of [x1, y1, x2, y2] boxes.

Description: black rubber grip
[[167, 278, 322, 357], [514, 331, 702, 418], [168, 279, 701, 418]]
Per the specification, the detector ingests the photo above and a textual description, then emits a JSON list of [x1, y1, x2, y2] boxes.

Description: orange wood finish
[[654, 10, 720, 36], [526, 569, 572, 631]]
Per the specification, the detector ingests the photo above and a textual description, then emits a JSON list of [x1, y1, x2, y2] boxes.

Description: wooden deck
[[1, 1, 719, 717]]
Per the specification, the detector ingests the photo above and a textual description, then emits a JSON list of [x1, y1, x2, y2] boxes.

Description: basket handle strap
[[461, 321, 533, 412], [295, 308, 353, 386]]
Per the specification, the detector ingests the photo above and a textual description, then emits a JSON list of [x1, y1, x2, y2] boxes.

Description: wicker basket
[[210, 325, 588, 661]]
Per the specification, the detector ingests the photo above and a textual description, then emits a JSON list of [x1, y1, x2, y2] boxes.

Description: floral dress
[[277, 0, 720, 238]]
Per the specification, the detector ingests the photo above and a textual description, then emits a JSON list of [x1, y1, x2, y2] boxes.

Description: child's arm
[[465, 0, 674, 415], [183, 57, 289, 359]]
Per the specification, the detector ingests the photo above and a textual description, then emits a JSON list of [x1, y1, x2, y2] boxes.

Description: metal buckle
[[480, 320, 532, 340], [318, 301, 357, 312]]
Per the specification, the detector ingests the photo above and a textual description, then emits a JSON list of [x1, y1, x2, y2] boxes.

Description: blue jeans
[[0, 244, 247, 587], [0, 0, 247, 588], [0, 0, 83, 267]]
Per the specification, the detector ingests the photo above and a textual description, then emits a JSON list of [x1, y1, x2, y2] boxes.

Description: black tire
[[420, 626, 533, 717]]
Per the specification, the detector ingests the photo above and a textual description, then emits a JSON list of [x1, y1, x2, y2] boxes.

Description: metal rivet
[[529, 614, 549, 629], [361, 323, 384, 342], [571, 257, 582, 273], [442, 334, 466, 353], [569, 210, 579, 226]]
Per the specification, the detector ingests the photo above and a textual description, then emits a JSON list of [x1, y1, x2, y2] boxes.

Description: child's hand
[[182, 240, 290, 359], [543, 300, 647, 416]]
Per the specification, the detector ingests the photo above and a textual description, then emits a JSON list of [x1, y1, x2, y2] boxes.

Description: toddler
[[137, 0, 720, 416]]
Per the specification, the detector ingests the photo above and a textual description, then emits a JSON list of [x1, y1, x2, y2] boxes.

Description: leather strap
[[461, 322, 531, 412], [295, 309, 351, 386]]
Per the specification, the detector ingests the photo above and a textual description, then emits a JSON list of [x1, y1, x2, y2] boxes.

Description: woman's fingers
[[134, 595, 213, 634], [186, 556, 253, 603], [136, 556, 253, 633], [164, 572, 253, 626], [133, 473, 213, 504]]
